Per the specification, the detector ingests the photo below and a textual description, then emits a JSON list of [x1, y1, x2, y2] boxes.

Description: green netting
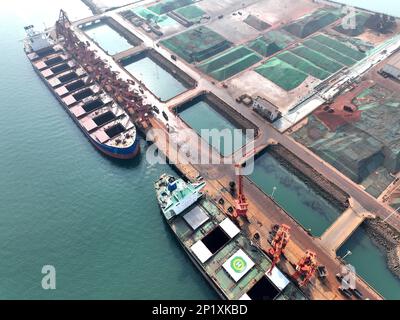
[[248, 30, 297, 57], [199, 46, 253, 72], [134, 7, 156, 19], [284, 9, 342, 38], [266, 30, 297, 47], [248, 37, 281, 57], [292, 116, 385, 183], [211, 54, 261, 80], [358, 102, 380, 111], [292, 45, 343, 73], [161, 27, 232, 63], [354, 88, 374, 101], [148, 0, 194, 15], [391, 197, 400, 209], [133, 7, 177, 26], [277, 51, 331, 80], [198, 46, 262, 81], [256, 57, 308, 91], [303, 38, 356, 66], [313, 34, 366, 61], [334, 12, 371, 37], [292, 83, 400, 193], [243, 15, 271, 31], [386, 101, 400, 108], [174, 5, 205, 21]]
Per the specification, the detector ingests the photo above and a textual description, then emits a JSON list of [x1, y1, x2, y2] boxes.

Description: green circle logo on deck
[[231, 257, 247, 273]]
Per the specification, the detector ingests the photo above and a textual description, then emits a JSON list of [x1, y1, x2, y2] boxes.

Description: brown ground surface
[[314, 81, 373, 131], [148, 117, 383, 300], [307, 48, 400, 134]]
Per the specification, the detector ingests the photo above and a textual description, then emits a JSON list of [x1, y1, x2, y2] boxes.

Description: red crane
[[292, 250, 318, 287], [267, 224, 291, 275], [233, 164, 249, 221]]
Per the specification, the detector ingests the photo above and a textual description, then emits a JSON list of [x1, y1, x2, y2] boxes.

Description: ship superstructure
[[156, 174, 206, 220]]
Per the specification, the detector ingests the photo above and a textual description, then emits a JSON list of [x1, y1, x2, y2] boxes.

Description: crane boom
[[55, 10, 152, 129], [267, 224, 291, 274], [292, 250, 318, 287], [233, 164, 249, 220]]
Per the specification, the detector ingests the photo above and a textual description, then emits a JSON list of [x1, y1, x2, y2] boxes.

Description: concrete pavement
[[320, 200, 375, 255], [68, 6, 396, 299]]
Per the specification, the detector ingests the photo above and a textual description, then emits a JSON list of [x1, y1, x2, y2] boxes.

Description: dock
[[320, 200, 375, 254], [44, 0, 400, 300]]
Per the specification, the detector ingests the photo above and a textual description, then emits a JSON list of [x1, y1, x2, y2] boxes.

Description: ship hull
[[92, 137, 140, 159], [30, 61, 140, 160], [163, 216, 227, 300]]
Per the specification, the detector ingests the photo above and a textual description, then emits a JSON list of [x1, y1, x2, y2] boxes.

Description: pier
[[52, 1, 400, 300], [320, 200, 375, 254]]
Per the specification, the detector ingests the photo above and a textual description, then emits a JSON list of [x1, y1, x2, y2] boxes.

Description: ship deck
[[168, 197, 306, 300], [27, 43, 138, 153]]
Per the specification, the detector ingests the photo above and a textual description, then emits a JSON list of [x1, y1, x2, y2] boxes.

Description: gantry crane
[[55, 10, 152, 129], [292, 250, 318, 287], [267, 224, 291, 275], [233, 164, 249, 221]]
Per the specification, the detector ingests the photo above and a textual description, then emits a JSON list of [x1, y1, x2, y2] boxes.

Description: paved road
[[149, 120, 382, 300], [320, 201, 372, 254], [77, 0, 400, 234], [70, 8, 395, 299]]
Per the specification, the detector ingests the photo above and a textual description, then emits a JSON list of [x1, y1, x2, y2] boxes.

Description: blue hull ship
[[23, 25, 140, 160]]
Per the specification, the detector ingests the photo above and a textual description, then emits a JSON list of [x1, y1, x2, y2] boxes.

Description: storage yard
[[292, 51, 400, 198], [30, 0, 400, 300]]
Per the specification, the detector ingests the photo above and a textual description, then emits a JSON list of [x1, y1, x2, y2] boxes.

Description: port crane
[[292, 250, 318, 287], [230, 147, 263, 222], [267, 224, 291, 275], [233, 164, 249, 221], [55, 10, 152, 129]]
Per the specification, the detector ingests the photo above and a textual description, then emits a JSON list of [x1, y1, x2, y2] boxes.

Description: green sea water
[[124, 56, 187, 101], [1, 0, 399, 300], [328, 0, 400, 300], [83, 23, 133, 55], [0, 0, 215, 300], [337, 228, 400, 300], [249, 152, 341, 237], [179, 100, 247, 157]]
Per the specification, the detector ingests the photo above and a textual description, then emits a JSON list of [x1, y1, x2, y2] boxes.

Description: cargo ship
[[154, 174, 307, 300], [23, 25, 140, 159]]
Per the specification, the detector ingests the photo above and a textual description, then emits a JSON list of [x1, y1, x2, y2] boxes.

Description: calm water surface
[[179, 100, 247, 157], [83, 23, 133, 55], [0, 0, 215, 300], [338, 228, 400, 300], [124, 57, 187, 101], [1, 0, 399, 300], [249, 152, 341, 237]]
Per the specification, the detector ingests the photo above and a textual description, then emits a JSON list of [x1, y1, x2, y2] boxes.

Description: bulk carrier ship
[[155, 174, 307, 300], [23, 25, 140, 159]]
